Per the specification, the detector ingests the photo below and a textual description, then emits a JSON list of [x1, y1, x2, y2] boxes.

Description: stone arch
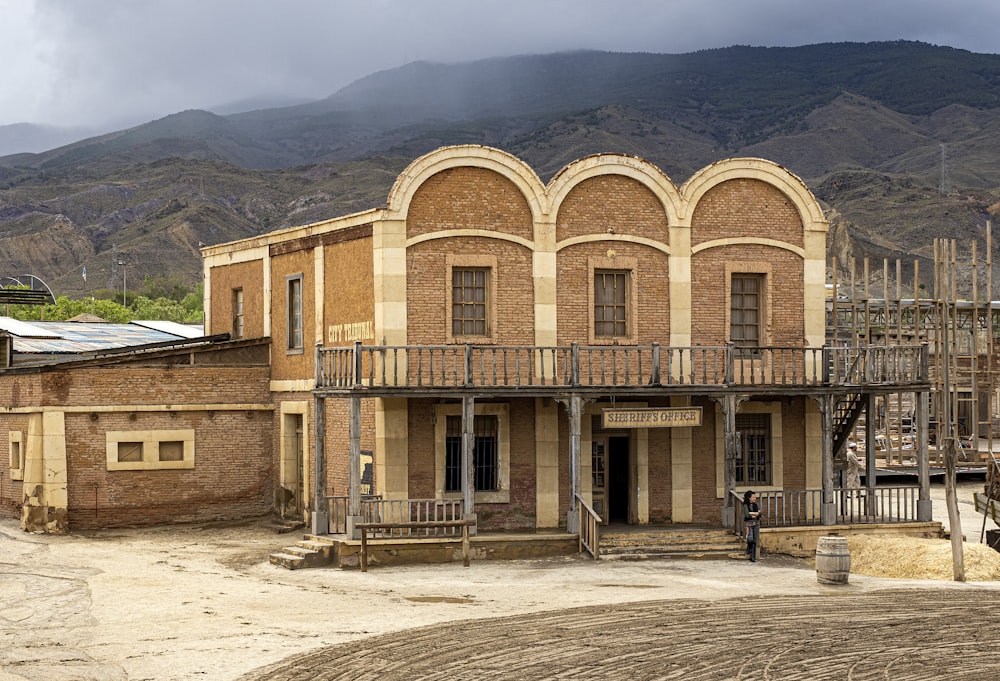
[[547, 153, 683, 225], [385, 144, 547, 222], [680, 157, 827, 232]]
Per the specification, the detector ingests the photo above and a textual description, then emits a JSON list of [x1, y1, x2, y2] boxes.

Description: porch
[[310, 342, 933, 544]]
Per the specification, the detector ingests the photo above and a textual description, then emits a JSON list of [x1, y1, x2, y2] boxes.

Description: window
[[444, 415, 499, 492], [117, 442, 143, 463], [232, 288, 244, 339], [286, 275, 303, 352], [594, 269, 629, 338], [434, 403, 509, 503], [106, 430, 195, 470], [9, 431, 23, 480], [158, 441, 185, 462], [731, 274, 764, 346], [736, 414, 771, 485], [452, 268, 489, 337]]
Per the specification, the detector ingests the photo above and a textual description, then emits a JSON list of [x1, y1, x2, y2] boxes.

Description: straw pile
[[847, 535, 1000, 581]]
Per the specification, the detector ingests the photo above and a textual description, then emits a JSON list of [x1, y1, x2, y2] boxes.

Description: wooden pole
[[940, 238, 965, 581]]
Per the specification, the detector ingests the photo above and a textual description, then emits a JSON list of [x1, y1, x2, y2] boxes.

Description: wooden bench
[[357, 520, 472, 572]]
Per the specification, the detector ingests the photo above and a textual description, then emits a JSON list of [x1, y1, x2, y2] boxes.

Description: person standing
[[743, 490, 761, 562], [845, 441, 863, 493]]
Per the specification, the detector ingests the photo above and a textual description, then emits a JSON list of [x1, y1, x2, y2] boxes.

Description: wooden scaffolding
[[828, 223, 998, 465]]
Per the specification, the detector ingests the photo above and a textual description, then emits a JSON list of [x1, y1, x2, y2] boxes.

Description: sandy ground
[[1, 480, 997, 681]]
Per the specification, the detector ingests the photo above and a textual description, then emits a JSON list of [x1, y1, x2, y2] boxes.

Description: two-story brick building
[[202, 145, 933, 546]]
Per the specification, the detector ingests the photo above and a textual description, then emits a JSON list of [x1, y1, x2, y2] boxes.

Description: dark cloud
[[1, 0, 998, 128]]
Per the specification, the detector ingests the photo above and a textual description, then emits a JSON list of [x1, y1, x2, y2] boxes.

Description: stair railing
[[575, 494, 602, 559]]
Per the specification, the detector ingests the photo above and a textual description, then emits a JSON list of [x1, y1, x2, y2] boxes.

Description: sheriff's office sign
[[601, 407, 702, 429]]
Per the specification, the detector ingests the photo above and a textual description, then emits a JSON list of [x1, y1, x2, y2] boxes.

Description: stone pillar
[[534, 397, 560, 528], [21, 411, 68, 533]]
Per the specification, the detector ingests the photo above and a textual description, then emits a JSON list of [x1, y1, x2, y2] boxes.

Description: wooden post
[[348, 395, 362, 538], [567, 395, 582, 534], [312, 392, 328, 535], [462, 395, 475, 518]]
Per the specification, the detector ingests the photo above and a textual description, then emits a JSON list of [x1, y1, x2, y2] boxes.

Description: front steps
[[268, 537, 337, 570], [599, 526, 745, 561]]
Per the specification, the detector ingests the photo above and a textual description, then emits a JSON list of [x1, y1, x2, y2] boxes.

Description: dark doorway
[[608, 436, 630, 523]]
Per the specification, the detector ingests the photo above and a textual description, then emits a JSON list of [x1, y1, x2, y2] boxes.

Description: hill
[[0, 41, 998, 296]]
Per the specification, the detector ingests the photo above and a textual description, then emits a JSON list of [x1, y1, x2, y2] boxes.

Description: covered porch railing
[[731, 486, 923, 538], [317, 343, 927, 391]]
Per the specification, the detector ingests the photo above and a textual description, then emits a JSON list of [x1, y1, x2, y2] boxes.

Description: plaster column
[[21, 411, 68, 534]]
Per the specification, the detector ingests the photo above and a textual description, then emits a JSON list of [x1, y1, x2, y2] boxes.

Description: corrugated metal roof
[[0, 317, 61, 338], [131, 320, 204, 338], [0, 317, 205, 355]]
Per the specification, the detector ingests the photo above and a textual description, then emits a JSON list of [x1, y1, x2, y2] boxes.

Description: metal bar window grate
[[445, 414, 499, 492]]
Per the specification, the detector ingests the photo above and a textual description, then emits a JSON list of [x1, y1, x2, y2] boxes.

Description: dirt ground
[[2, 481, 998, 681]]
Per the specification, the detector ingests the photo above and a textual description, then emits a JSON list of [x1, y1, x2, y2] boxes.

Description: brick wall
[[690, 178, 804, 248], [407, 237, 534, 345], [0, 413, 30, 519], [270, 249, 316, 381], [556, 241, 670, 345], [209, 259, 265, 338], [556, 174, 668, 243], [41, 366, 272, 406], [406, 167, 533, 241], [65, 409, 272, 530]]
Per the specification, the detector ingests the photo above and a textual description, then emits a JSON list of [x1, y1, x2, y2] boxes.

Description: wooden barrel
[[816, 535, 851, 584]]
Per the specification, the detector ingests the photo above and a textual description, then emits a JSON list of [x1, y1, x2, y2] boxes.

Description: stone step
[[599, 529, 744, 560], [268, 538, 336, 570]]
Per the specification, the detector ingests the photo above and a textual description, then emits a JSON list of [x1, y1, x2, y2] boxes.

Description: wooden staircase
[[598, 526, 745, 560]]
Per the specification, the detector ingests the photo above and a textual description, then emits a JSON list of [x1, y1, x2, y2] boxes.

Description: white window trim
[[9, 430, 23, 481], [714, 401, 783, 497], [106, 429, 196, 471], [433, 403, 510, 503]]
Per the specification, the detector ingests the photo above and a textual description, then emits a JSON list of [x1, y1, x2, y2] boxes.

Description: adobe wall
[[208, 259, 265, 338]]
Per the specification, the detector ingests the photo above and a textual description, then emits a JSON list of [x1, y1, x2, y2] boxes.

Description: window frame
[[9, 430, 23, 481], [588, 256, 638, 345], [715, 400, 784, 497], [730, 273, 764, 347], [286, 274, 304, 354], [735, 413, 772, 486], [232, 287, 244, 339], [106, 429, 195, 471], [446, 255, 497, 344], [434, 402, 509, 503]]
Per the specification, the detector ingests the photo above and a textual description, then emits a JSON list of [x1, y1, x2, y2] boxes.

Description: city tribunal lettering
[[602, 407, 703, 429], [328, 320, 374, 344]]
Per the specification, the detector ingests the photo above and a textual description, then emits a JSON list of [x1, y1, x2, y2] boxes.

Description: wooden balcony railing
[[317, 342, 928, 392]]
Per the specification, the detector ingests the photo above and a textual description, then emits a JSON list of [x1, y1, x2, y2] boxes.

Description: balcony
[[315, 342, 929, 397]]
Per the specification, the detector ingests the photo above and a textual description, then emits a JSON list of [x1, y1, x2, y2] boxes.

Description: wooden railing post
[[353, 340, 362, 387], [651, 342, 661, 385], [570, 342, 580, 386], [464, 343, 472, 386]]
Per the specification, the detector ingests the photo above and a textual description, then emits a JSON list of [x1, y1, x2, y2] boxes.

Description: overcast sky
[[2, 0, 999, 130]]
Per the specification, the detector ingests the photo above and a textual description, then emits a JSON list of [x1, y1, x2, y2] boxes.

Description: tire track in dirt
[[240, 589, 1000, 680]]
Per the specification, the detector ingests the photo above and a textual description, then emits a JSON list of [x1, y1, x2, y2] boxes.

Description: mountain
[[1, 41, 999, 297]]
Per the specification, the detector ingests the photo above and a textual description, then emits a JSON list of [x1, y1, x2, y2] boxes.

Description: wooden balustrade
[[317, 342, 928, 392]]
